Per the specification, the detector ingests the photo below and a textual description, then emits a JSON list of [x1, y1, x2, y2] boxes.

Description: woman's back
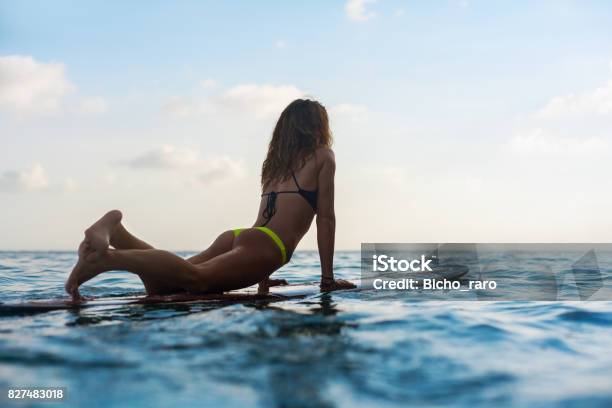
[[254, 148, 329, 256]]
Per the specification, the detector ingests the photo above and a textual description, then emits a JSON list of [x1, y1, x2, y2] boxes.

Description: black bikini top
[[260, 171, 317, 226]]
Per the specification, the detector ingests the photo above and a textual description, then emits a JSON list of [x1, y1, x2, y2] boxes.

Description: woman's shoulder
[[300, 147, 334, 175], [314, 146, 335, 163]]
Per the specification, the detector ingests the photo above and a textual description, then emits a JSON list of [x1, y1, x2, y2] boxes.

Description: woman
[[65, 99, 356, 300]]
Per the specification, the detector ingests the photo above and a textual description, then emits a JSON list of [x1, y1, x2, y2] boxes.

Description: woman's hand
[[320, 278, 357, 292], [257, 277, 289, 294]]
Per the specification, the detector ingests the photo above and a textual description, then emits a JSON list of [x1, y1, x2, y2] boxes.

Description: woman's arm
[[316, 149, 355, 291], [316, 149, 336, 284]]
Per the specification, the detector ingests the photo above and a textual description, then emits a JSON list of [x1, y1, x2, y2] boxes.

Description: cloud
[[217, 84, 304, 118], [330, 103, 368, 119], [162, 84, 370, 123], [508, 128, 608, 155], [161, 96, 210, 118], [200, 78, 216, 89], [537, 79, 612, 119], [363, 165, 405, 186], [345, 0, 377, 22], [62, 178, 79, 192], [0, 55, 73, 114], [123, 145, 201, 169], [161, 83, 306, 119], [122, 146, 245, 185], [78, 97, 108, 114], [197, 156, 245, 185], [537, 62, 612, 119], [275, 40, 287, 49], [0, 164, 49, 193], [509, 60, 612, 156], [101, 172, 118, 185]]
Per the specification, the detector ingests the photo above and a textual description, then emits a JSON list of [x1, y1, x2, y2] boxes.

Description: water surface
[[0, 251, 611, 407]]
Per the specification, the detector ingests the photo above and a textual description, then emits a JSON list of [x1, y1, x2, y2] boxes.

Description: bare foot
[[84, 210, 122, 259], [65, 241, 109, 300]]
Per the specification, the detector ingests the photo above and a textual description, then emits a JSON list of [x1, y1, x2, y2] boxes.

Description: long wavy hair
[[261, 99, 332, 189]]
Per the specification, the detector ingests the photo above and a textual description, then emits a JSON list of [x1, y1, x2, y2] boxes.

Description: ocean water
[[0, 251, 611, 408]]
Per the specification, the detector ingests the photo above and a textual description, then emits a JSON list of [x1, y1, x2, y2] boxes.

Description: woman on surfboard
[[65, 99, 356, 300]]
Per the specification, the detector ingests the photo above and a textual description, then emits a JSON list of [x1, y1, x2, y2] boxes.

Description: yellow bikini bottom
[[233, 227, 287, 265]]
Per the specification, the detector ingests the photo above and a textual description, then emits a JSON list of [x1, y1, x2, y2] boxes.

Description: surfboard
[[0, 264, 469, 314], [0, 282, 326, 314]]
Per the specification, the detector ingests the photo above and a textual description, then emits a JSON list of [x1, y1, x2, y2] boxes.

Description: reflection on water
[[0, 251, 611, 407]]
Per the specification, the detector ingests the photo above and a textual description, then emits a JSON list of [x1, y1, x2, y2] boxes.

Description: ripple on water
[[557, 309, 612, 326]]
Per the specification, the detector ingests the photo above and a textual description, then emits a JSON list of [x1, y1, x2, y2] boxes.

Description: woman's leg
[[186, 230, 235, 264], [84, 209, 154, 252], [110, 223, 154, 250], [67, 247, 185, 298], [68, 211, 279, 298], [85, 209, 250, 265], [67, 229, 282, 297], [92, 210, 235, 262], [70, 210, 239, 297], [69, 210, 167, 298], [69, 249, 203, 296]]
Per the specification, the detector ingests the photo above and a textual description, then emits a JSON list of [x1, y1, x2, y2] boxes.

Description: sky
[[1, 0, 612, 251]]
